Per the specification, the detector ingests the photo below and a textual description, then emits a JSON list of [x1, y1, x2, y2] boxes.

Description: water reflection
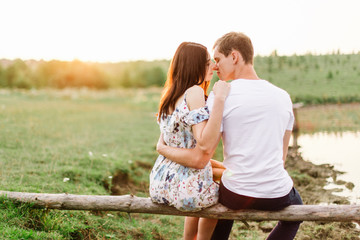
[[291, 131, 360, 203]]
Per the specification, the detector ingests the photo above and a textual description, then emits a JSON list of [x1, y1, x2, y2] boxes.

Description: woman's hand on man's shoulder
[[213, 80, 231, 101]]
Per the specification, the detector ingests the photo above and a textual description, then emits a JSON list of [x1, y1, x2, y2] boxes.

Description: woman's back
[[150, 90, 219, 212], [159, 91, 210, 149]]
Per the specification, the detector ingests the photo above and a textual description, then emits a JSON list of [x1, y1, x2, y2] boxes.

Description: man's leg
[[210, 219, 234, 240], [210, 182, 240, 239], [266, 187, 303, 240]]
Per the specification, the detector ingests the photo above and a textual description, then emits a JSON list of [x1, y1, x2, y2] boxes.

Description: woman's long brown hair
[[158, 42, 210, 120]]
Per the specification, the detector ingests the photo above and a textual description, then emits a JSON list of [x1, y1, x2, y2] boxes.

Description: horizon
[[1, 50, 359, 65]]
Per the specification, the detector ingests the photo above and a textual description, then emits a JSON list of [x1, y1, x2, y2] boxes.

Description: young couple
[[149, 32, 303, 240]]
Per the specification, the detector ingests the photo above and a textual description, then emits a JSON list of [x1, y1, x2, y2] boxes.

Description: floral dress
[[149, 92, 219, 212]]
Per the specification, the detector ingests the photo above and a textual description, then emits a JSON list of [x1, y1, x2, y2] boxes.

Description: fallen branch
[[1, 191, 359, 222]]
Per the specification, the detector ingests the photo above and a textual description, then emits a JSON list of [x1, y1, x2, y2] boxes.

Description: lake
[[292, 131, 360, 204]]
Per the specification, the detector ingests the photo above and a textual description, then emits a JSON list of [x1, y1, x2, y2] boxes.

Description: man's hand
[[211, 159, 226, 182]]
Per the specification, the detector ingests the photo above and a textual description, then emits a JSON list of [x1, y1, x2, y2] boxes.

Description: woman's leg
[[184, 217, 199, 240], [197, 218, 218, 240]]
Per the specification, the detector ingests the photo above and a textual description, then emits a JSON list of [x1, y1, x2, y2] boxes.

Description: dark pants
[[211, 182, 303, 240]]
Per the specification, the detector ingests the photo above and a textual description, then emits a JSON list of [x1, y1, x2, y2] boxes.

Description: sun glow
[[1, 0, 359, 62]]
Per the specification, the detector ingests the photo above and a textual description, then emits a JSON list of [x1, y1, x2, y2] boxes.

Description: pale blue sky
[[1, 0, 359, 62]]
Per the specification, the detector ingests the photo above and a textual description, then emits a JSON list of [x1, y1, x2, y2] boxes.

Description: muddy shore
[[286, 146, 360, 239], [228, 146, 360, 239]]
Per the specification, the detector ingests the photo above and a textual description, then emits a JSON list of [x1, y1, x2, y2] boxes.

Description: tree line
[[0, 52, 359, 105], [0, 59, 169, 89]]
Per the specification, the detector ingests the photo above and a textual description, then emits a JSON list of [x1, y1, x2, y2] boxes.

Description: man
[[157, 32, 302, 240]]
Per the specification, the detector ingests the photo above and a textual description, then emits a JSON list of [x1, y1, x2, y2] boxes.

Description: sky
[[1, 0, 359, 62]]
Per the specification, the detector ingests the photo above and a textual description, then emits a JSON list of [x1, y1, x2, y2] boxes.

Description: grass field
[[255, 53, 360, 104], [1, 88, 360, 239], [0, 88, 175, 239]]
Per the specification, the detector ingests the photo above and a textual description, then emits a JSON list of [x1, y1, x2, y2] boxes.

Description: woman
[[149, 42, 230, 240]]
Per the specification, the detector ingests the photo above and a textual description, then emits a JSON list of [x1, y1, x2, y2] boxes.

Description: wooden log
[[1, 191, 360, 222]]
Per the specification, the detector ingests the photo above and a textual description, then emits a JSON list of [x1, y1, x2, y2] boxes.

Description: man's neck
[[234, 65, 260, 80]]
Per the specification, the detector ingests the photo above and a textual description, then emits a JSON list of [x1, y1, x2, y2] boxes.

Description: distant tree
[[144, 66, 165, 86], [327, 71, 334, 79], [267, 57, 273, 72], [278, 56, 286, 70], [271, 50, 278, 57], [303, 64, 309, 72], [270, 49, 278, 57], [119, 68, 132, 88], [287, 59, 293, 67], [35, 60, 108, 89], [3, 59, 32, 88], [0, 65, 5, 87]]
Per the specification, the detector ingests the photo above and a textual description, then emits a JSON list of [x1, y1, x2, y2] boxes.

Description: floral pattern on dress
[[149, 93, 219, 212]]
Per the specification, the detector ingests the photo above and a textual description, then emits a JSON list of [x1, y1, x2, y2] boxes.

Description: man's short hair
[[214, 32, 254, 64]]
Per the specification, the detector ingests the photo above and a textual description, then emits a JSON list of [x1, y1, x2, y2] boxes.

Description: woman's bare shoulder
[[186, 85, 204, 96], [186, 85, 205, 110]]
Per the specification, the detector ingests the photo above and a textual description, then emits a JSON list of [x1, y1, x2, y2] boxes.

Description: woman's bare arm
[[187, 81, 230, 154], [156, 133, 220, 169]]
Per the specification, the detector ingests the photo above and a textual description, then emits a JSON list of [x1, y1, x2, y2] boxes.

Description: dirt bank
[[230, 146, 360, 239]]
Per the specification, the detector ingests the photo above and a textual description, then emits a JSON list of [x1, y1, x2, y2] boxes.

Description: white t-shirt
[[207, 79, 294, 198]]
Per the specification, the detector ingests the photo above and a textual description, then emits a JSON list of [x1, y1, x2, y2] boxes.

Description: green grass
[[0, 196, 184, 239], [254, 53, 360, 104], [0, 88, 186, 239], [0, 89, 160, 194], [1, 88, 359, 239]]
